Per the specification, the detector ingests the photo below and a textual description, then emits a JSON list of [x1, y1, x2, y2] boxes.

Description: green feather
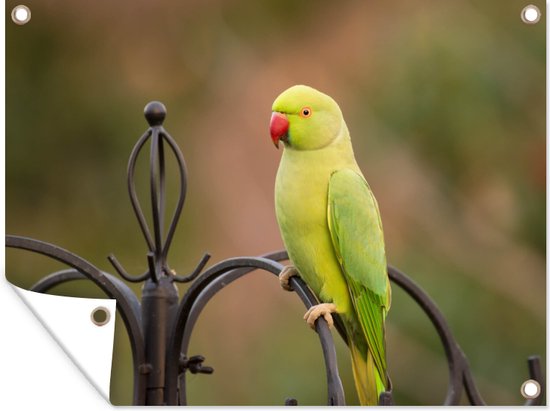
[[328, 169, 390, 386]]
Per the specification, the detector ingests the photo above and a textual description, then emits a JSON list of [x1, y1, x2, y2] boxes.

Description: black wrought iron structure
[[6, 102, 544, 406]]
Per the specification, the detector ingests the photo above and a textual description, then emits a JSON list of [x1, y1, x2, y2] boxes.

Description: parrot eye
[[300, 107, 312, 118]]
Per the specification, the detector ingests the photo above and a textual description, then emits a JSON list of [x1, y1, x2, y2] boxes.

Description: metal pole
[[141, 276, 179, 405]]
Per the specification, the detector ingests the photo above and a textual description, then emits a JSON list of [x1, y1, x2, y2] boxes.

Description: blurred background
[[6, 0, 545, 405]]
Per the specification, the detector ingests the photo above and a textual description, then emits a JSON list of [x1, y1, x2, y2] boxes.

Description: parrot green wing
[[327, 168, 390, 381]]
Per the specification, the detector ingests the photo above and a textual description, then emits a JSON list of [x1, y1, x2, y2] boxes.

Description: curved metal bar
[[176, 259, 344, 406], [149, 127, 163, 282], [166, 257, 345, 406], [126, 128, 155, 252], [107, 126, 163, 283], [107, 254, 150, 283], [172, 252, 212, 283], [6, 235, 147, 405], [288, 275, 346, 405], [387, 265, 464, 404], [31, 268, 86, 290], [460, 349, 486, 405], [158, 127, 188, 264], [262, 250, 349, 346], [386, 265, 546, 406], [158, 131, 166, 249]]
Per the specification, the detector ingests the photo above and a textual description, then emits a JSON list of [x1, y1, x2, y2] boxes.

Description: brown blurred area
[[6, 0, 545, 405]]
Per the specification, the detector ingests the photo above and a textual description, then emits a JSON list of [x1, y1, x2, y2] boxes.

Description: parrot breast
[[274, 143, 357, 314]]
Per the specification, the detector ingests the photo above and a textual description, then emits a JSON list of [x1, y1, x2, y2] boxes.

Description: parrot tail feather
[[350, 341, 386, 406]]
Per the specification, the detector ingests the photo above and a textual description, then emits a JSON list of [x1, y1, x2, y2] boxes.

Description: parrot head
[[270, 85, 343, 150]]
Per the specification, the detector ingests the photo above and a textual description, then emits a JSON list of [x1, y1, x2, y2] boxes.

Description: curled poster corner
[[11, 284, 116, 402]]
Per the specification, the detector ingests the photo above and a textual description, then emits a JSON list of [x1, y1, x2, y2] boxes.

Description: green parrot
[[270, 85, 391, 405]]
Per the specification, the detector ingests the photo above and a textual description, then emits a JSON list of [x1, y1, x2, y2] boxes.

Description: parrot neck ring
[[270, 112, 289, 149]]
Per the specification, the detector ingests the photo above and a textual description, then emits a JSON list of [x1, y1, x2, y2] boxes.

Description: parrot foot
[[279, 265, 299, 291], [303, 303, 337, 329]]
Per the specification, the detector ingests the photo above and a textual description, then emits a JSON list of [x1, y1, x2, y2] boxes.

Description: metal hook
[[172, 252, 212, 283], [108, 253, 150, 282]]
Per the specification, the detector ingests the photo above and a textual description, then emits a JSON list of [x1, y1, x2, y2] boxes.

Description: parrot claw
[[279, 265, 299, 291], [303, 303, 337, 329]]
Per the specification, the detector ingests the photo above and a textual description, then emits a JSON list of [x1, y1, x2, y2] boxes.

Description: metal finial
[[144, 101, 167, 126]]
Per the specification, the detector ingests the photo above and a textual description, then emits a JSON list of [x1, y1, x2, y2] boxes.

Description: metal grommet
[[11, 5, 31, 25], [90, 306, 111, 327], [521, 4, 541, 24], [520, 379, 541, 399]]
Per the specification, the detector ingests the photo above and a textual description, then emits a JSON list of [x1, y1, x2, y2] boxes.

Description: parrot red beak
[[270, 112, 289, 149]]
